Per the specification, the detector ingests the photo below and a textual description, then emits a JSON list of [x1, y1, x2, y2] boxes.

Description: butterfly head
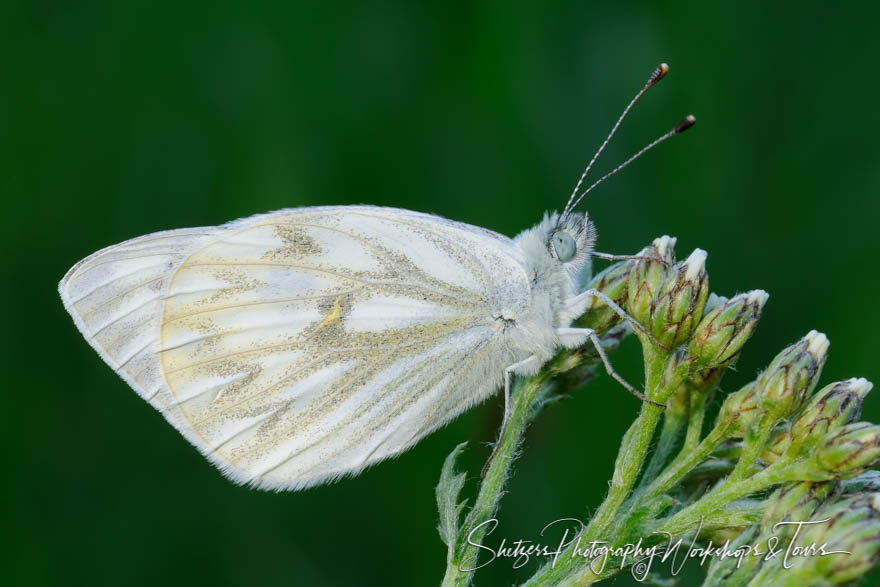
[[549, 211, 596, 270], [515, 211, 596, 280]]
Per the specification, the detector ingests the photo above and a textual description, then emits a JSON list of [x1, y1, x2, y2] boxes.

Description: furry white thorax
[[505, 211, 597, 364]]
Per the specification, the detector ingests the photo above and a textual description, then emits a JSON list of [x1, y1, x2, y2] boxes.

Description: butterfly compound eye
[[551, 231, 577, 262]]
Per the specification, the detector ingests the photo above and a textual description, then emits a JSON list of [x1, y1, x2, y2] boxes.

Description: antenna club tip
[[649, 63, 670, 86], [674, 114, 696, 134]]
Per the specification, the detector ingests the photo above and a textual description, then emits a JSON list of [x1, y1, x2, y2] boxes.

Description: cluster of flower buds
[[759, 380, 869, 466], [707, 482, 841, 585], [750, 493, 880, 585], [707, 333, 876, 485], [622, 236, 715, 352], [566, 236, 880, 585], [757, 379, 869, 469], [715, 331, 828, 474], [579, 236, 767, 375]]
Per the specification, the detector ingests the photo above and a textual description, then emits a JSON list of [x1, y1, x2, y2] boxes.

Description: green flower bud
[[810, 493, 880, 584], [756, 330, 829, 420], [626, 236, 676, 326], [789, 378, 872, 454], [665, 381, 691, 420], [816, 422, 880, 477], [687, 290, 768, 369], [762, 379, 868, 464], [703, 526, 759, 586], [760, 481, 834, 536], [702, 292, 728, 316], [689, 366, 725, 396], [576, 261, 633, 332], [841, 470, 880, 495], [651, 248, 709, 348], [715, 381, 762, 438], [700, 499, 765, 543], [760, 427, 791, 465], [756, 493, 880, 585]]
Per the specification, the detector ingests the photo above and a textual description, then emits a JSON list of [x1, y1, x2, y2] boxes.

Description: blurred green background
[[5, 1, 880, 585]]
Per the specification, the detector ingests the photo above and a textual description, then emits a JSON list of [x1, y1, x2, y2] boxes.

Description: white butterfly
[[59, 65, 691, 491]]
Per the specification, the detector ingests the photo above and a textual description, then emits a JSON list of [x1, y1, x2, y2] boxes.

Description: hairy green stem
[[727, 411, 775, 482], [525, 348, 669, 585], [653, 464, 784, 538], [639, 421, 731, 502], [441, 369, 555, 586], [582, 344, 669, 539], [640, 407, 687, 487], [683, 389, 708, 454], [587, 402, 664, 537]]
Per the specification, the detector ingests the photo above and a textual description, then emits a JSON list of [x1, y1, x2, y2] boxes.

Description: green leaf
[[436, 442, 469, 560]]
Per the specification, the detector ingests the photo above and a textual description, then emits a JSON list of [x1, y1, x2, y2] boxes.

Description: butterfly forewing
[[60, 206, 532, 490]]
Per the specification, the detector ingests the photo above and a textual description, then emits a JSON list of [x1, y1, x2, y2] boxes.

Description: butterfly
[[59, 64, 692, 491]]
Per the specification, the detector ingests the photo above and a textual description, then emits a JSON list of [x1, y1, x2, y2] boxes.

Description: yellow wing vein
[[179, 261, 483, 304], [161, 287, 365, 327]]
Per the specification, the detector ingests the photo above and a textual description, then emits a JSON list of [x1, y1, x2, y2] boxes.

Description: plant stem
[[583, 344, 669, 538], [640, 406, 687, 487], [639, 421, 730, 502], [441, 369, 554, 586], [727, 411, 775, 482], [652, 465, 781, 537], [525, 348, 669, 585], [586, 402, 664, 537], [683, 388, 708, 454]]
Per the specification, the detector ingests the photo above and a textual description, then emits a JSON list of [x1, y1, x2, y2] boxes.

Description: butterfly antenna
[[562, 63, 669, 219], [566, 115, 696, 211]]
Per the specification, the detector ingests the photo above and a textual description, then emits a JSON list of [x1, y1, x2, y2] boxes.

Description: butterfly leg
[[565, 289, 670, 351], [591, 251, 668, 266], [481, 354, 542, 477], [557, 327, 664, 408]]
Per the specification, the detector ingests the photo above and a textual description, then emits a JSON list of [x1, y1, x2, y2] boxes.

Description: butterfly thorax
[[506, 211, 597, 361]]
